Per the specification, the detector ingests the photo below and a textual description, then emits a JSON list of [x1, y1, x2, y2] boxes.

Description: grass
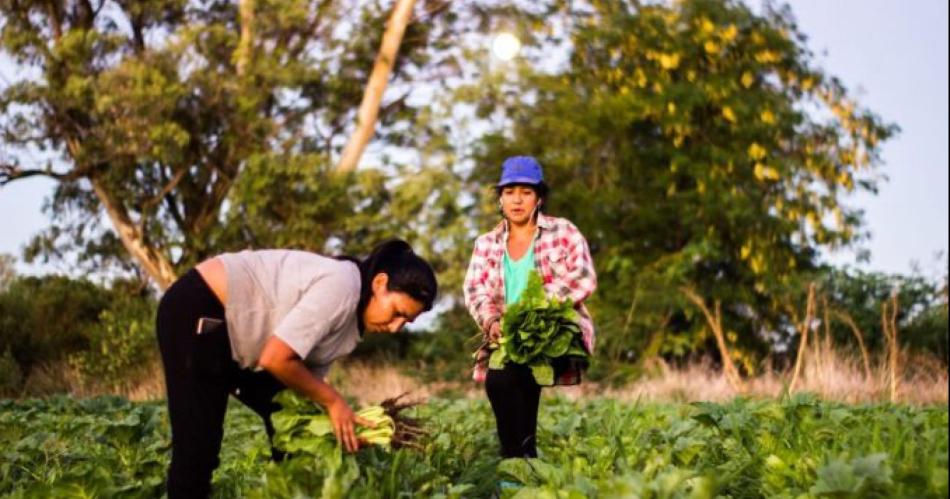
[[10, 342, 948, 407]]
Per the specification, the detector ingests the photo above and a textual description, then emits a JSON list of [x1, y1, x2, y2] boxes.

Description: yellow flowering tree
[[465, 0, 896, 370]]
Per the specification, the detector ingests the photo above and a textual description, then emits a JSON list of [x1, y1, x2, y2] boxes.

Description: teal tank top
[[503, 242, 536, 305]]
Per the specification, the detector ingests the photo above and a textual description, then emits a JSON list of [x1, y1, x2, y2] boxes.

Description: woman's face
[[363, 273, 426, 334], [500, 184, 540, 225]]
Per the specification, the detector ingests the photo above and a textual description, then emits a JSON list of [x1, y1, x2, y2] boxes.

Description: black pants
[[485, 363, 542, 458], [156, 269, 287, 499]]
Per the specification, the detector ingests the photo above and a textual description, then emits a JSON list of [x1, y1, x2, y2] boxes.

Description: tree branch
[[90, 176, 177, 289], [682, 287, 745, 393], [46, 0, 63, 41], [130, 11, 146, 54], [788, 282, 816, 392], [335, 0, 417, 174], [163, 190, 187, 238], [141, 167, 186, 213], [831, 309, 872, 380], [0, 163, 76, 186], [411, 0, 452, 23], [235, 0, 255, 76]]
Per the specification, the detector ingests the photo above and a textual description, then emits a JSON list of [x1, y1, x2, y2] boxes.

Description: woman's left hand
[[487, 321, 502, 344], [327, 396, 374, 453], [259, 336, 375, 452]]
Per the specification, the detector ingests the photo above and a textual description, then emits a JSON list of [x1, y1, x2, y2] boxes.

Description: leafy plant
[[0, 395, 946, 497], [489, 272, 589, 385], [272, 390, 426, 454]]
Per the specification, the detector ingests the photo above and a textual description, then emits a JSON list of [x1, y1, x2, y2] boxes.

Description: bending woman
[[156, 240, 437, 498]]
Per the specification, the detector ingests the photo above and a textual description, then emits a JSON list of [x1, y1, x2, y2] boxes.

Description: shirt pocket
[[543, 249, 570, 280]]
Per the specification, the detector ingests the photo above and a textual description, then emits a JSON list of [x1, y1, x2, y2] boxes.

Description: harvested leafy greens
[[488, 271, 589, 385]]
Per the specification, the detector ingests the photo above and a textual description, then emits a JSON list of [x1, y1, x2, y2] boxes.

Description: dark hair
[[495, 181, 550, 213], [338, 239, 438, 333]]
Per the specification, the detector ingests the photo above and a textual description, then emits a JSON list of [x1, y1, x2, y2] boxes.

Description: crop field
[[1, 394, 946, 498]]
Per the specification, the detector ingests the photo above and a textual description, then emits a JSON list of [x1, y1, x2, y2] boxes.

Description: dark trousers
[[485, 362, 542, 458], [156, 269, 286, 499]]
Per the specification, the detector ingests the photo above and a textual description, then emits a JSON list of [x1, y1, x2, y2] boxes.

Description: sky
[[0, 0, 947, 279], [782, 0, 949, 279]]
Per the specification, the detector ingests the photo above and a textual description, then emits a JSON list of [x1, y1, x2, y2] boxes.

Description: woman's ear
[[371, 272, 389, 295]]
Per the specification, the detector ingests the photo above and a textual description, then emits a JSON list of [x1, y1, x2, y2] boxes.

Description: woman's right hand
[[327, 397, 373, 453], [487, 321, 502, 344]]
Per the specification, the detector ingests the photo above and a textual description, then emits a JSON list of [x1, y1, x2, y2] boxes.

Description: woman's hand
[[487, 320, 502, 344], [327, 396, 375, 453], [258, 336, 378, 452]]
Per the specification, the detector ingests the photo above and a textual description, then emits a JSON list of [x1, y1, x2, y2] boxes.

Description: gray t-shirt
[[217, 249, 362, 380]]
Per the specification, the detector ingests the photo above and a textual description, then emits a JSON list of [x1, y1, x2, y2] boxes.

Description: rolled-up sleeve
[[463, 236, 501, 332]]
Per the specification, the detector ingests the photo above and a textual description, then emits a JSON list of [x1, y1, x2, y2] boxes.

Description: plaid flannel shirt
[[464, 213, 597, 384]]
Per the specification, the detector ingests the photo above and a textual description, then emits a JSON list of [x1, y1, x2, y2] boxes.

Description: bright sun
[[491, 32, 521, 61]]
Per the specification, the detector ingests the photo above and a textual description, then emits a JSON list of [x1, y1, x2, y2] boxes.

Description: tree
[[0, 254, 14, 291], [460, 0, 896, 368], [0, 0, 455, 288], [816, 266, 948, 364], [336, 0, 417, 174]]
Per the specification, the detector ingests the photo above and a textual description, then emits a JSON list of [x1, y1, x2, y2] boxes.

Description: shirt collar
[[493, 212, 552, 239]]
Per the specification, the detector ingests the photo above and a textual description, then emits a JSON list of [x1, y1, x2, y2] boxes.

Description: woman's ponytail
[[360, 239, 438, 311]]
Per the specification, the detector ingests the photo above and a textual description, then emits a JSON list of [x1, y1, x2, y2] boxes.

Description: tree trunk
[[236, 0, 255, 76], [789, 282, 816, 392], [335, 0, 417, 174], [90, 179, 177, 290], [682, 288, 745, 393], [833, 309, 872, 381], [881, 293, 901, 403]]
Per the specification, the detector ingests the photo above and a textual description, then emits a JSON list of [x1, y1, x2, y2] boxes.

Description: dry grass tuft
[[11, 346, 947, 407]]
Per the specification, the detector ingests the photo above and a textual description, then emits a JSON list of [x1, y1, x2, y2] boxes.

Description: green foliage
[[0, 395, 946, 497], [271, 390, 395, 454], [0, 274, 156, 394], [490, 272, 588, 385], [0, 0, 924, 374], [461, 0, 896, 369], [0, 396, 170, 497], [905, 303, 949, 366], [0, 275, 111, 376], [408, 305, 484, 383], [0, 0, 464, 276], [68, 286, 158, 391], [817, 266, 948, 363], [0, 349, 21, 398]]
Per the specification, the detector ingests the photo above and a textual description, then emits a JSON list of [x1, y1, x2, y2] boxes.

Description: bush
[[68, 292, 157, 391], [905, 302, 949, 366], [407, 305, 481, 382], [0, 275, 156, 395], [0, 275, 110, 382], [0, 349, 22, 397], [345, 304, 479, 382]]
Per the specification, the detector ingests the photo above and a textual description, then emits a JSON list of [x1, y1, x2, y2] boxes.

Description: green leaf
[[530, 362, 555, 386], [489, 348, 508, 370]]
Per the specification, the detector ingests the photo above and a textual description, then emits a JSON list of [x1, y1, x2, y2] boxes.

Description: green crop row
[[0, 394, 946, 498]]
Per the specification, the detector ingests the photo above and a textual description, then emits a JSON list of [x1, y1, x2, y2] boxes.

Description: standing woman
[[464, 156, 597, 459], [156, 240, 437, 498]]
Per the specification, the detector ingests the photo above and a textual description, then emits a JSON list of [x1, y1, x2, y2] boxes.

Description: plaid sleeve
[[548, 222, 597, 305], [463, 235, 501, 333]]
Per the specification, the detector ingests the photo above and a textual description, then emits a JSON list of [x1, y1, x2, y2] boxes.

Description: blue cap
[[497, 156, 544, 187]]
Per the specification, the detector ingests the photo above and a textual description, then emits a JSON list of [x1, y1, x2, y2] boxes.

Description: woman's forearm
[[259, 337, 365, 453], [264, 357, 343, 409], [258, 335, 342, 409]]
